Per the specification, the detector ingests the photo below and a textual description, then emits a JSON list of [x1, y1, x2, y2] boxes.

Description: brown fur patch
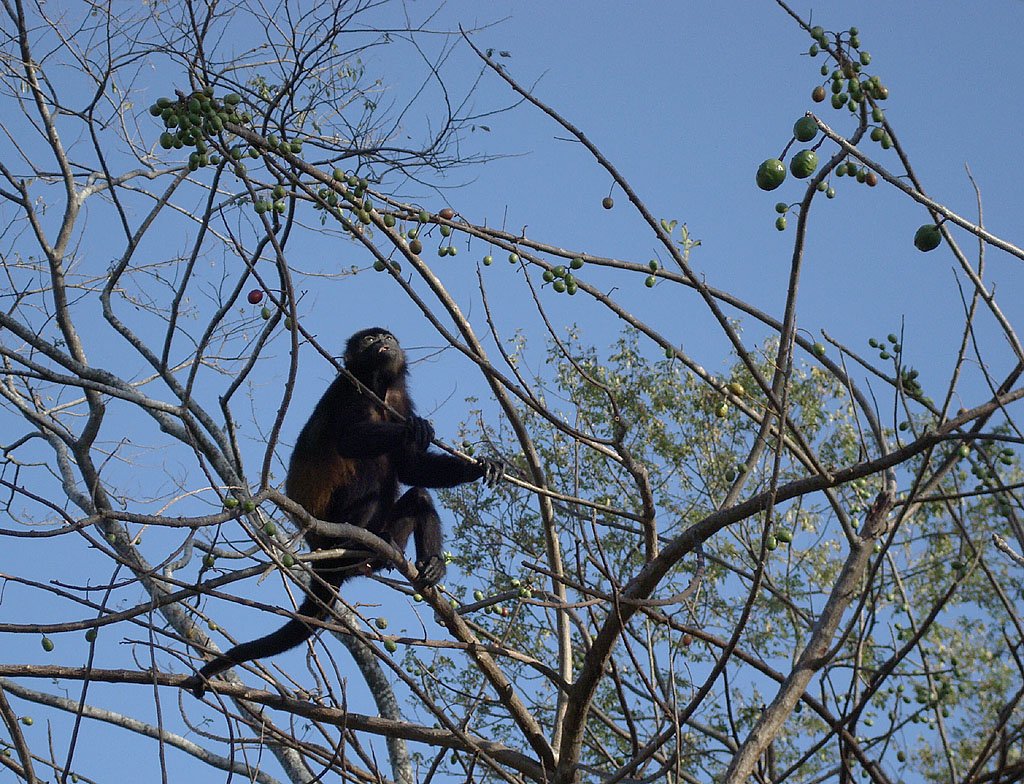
[[286, 454, 355, 519]]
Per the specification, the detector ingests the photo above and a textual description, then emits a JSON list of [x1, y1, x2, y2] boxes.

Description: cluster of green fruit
[[807, 25, 888, 111], [542, 256, 584, 294], [150, 89, 256, 171], [315, 169, 375, 223], [834, 161, 878, 186], [755, 117, 824, 199], [868, 333, 902, 362]]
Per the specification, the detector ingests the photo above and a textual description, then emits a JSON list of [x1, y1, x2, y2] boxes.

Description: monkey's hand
[[475, 457, 505, 487], [415, 555, 446, 586], [405, 415, 435, 452]]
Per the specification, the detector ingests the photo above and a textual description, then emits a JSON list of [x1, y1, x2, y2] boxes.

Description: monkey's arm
[[397, 452, 503, 488], [336, 415, 433, 458]]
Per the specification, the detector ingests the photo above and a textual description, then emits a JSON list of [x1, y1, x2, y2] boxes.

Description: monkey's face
[[344, 328, 405, 380]]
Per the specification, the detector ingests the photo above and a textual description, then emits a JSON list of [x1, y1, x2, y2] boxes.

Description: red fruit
[[247, 289, 264, 304], [438, 207, 455, 220]]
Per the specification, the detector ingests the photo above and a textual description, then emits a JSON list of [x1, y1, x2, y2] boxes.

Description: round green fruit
[[409, 239, 423, 255], [755, 158, 786, 191], [812, 342, 827, 358], [914, 224, 942, 252], [793, 116, 818, 142], [483, 254, 493, 266], [775, 216, 787, 231], [601, 196, 614, 209], [384, 639, 398, 653], [644, 275, 656, 288], [374, 617, 388, 630], [570, 256, 584, 269], [789, 149, 819, 179], [41, 637, 54, 652]]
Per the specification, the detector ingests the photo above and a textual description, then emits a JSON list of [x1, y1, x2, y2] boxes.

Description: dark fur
[[184, 327, 500, 696]]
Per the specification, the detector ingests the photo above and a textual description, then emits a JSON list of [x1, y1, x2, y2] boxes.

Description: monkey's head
[[343, 328, 406, 382]]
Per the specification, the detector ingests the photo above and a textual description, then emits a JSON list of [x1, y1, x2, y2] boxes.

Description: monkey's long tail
[[183, 567, 343, 697]]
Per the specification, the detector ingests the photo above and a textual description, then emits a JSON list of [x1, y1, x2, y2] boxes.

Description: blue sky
[[314, 0, 1024, 421]]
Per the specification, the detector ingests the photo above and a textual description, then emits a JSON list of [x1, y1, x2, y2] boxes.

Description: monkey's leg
[[384, 487, 445, 584]]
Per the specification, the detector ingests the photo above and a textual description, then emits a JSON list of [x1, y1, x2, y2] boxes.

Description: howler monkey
[[184, 327, 501, 697]]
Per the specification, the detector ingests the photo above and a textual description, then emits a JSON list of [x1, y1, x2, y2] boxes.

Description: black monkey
[[184, 327, 501, 697]]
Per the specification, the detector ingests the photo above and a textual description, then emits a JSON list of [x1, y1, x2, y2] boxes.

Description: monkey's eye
[[362, 334, 377, 345]]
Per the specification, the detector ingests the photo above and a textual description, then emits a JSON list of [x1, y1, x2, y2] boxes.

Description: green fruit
[[648, 259, 659, 271], [812, 342, 826, 357], [775, 216, 787, 231], [570, 256, 584, 269], [439, 224, 452, 237], [810, 25, 824, 40], [508, 252, 520, 264], [552, 280, 566, 293], [263, 521, 277, 535], [473, 589, 485, 601], [85, 628, 98, 642], [224, 92, 242, 106], [261, 306, 271, 319], [553, 265, 566, 277], [601, 196, 614, 209], [203, 553, 216, 568], [793, 116, 818, 142], [774, 202, 788, 214], [20, 717, 33, 726], [384, 639, 398, 653], [333, 168, 345, 180], [383, 213, 396, 228], [409, 239, 423, 255], [281, 553, 295, 568], [223, 496, 239, 509], [644, 275, 656, 288], [565, 281, 578, 295], [418, 209, 430, 223], [870, 127, 884, 142], [542, 270, 555, 282], [448, 245, 458, 256], [242, 499, 256, 512], [755, 158, 786, 191], [914, 224, 942, 252], [483, 255, 493, 266], [41, 637, 54, 652], [374, 617, 388, 630], [826, 187, 835, 199], [789, 149, 819, 179], [766, 534, 778, 551], [775, 528, 793, 544]]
